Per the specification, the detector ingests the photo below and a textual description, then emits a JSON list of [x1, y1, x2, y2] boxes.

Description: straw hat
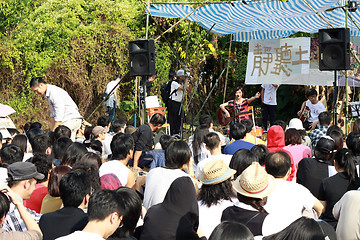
[[233, 162, 276, 199], [199, 159, 236, 185]]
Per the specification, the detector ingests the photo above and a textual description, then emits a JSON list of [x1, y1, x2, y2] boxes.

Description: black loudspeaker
[[129, 39, 155, 76], [319, 28, 350, 71]]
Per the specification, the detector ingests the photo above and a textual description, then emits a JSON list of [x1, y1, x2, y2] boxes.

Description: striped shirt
[[228, 99, 249, 122]]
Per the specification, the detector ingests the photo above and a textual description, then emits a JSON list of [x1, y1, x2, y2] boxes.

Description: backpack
[[160, 80, 177, 107]]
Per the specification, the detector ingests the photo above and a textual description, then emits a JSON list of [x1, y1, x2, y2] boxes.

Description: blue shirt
[[224, 140, 255, 155]]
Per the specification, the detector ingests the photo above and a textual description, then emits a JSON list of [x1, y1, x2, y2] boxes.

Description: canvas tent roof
[[149, 0, 360, 42]]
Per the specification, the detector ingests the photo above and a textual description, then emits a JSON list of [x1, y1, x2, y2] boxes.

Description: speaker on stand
[[129, 39, 155, 76]]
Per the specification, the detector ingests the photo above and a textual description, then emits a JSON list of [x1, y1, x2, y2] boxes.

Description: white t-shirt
[[105, 80, 120, 96], [305, 100, 326, 123], [169, 81, 183, 102], [198, 199, 233, 238], [56, 231, 104, 240], [195, 155, 232, 180], [102, 133, 113, 155], [99, 160, 130, 187], [143, 167, 189, 210], [264, 179, 316, 224], [261, 84, 278, 105]]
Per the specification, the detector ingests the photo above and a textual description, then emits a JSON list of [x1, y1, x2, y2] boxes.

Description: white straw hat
[[199, 159, 236, 185], [233, 162, 276, 199]]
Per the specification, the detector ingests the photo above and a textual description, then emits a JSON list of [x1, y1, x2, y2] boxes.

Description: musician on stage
[[220, 86, 260, 123], [297, 88, 325, 131]]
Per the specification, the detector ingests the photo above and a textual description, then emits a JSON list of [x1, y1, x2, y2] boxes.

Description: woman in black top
[[318, 148, 360, 228]]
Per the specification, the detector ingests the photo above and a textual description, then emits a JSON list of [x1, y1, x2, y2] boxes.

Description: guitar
[[299, 106, 310, 122], [217, 107, 252, 126]]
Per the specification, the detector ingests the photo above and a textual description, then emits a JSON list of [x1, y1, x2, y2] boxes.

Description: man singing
[[30, 77, 83, 141]]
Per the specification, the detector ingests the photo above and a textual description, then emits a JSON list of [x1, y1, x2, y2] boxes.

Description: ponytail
[[334, 148, 356, 183]]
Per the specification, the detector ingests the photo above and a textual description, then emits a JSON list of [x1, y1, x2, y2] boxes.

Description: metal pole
[[333, 70, 338, 125], [145, 0, 150, 39], [345, 0, 349, 135], [223, 34, 233, 103]]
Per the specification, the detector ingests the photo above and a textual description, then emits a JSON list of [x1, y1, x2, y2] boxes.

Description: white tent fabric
[[149, 0, 360, 42]]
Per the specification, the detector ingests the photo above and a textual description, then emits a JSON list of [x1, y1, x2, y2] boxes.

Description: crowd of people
[[1, 77, 360, 240]]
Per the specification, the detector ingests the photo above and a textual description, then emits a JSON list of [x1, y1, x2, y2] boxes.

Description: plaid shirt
[[228, 99, 249, 122], [2, 194, 42, 232], [309, 125, 329, 149]]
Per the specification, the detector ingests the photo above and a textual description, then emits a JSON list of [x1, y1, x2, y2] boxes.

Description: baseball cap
[[176, 69, 185, 77], [92, 126, 107, 136], [315, 136, 335, 154], [288, 118, 304, 130], [7, 162, 44, 181]]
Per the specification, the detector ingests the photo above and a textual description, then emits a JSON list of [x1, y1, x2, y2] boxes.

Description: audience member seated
[[3, 162, 44, 232], [111, 119, 127, 135], [39, 169, 90, 240], [29, 134, 52, 155], [346, 131, 360, 169], [221, 162, 289, 237], [209, 221, 254, 240], [224, 123, 254, 155], [149, 134, 173, 170], [57, 189, 125, 240], [241, 119, 265, 145], [0, 144, 24, 185], [53, 125, 71, 141], [197, 160, 236, 238], [326, 126, 345, 151], [288, 118, 311, 148], [297, 136, 335, 198], [250, 145, 269, 166], [266, 125, 295, 181], [309, 111, 331, 149], [0, 186, 42, 239], [195, 132, 232, 178], [318, 148, 360, 228], [23, 154, 52, 213], [189, 125, 210, 167], [97, 116, 113, 156], [52, 137, 73, 166], [40, 165, 71, 214], [229, 149, 258, 179], [140, 177, 205, 240], [11, 134, 31, 161], [264, 152, 324, 223], [60, 142, 88, 167], [143, 140, 194, 210]]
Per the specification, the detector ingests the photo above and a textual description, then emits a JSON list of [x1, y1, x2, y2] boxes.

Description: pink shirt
[[283, 144, 312, 176]]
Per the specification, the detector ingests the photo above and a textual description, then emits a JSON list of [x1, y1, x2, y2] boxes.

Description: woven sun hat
[[233, 162, 276, 199], [288, 118, 304, 130], [199, 159, 236, 185]]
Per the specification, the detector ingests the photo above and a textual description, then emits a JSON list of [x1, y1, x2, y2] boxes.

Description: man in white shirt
[[261, 84, 279, 131], [103, 75, 120, 123], [264, 151, 324, 223], [30, 77, 83, 141], [56, 190, 124, 240], [167, 69, 190, 136]]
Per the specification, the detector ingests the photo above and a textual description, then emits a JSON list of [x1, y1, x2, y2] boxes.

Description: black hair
[[61, 142, 88, 166], [209, 221, 254, 240], [314, 149, 333, 162], [29, 77, 46, 87], [306, 88, 318, 98], [165, 140, 191, 169], [149, 113, 166, 126], [84, 126, 94, 141], [0, 144, 24, 165], [90, 140, 102, 153], [125, 125, 136, 135], [53, 137, 73, 160], [87, 189, 125, 221], [334, 148, 356, 183], [318, 111, 331, 126], [241, 119, 253, 134], [26, 127, 44, 143], [199, 114, 213, 128], [198, 179, 234, 208], [237, 193, 267, 213], [346, 131, 360, 156], [229, 149, 258, 178], [54, 125, 71, 140], [230, 122, 247, 140], [263, 217, 326, 240], [251, 145, 269, 166], [0, 192, 10, 218], [11, 134, 28, 153], [72, 160, 102, 192], [192, 125, 210, 164], [29, 153, 53, 183], [48, 165, 71, 197], [353, 119, 360, 132], [204, 132, 221, 150], [97, 115, 111, 128], [8, 128, 19, 138], [30, 134, 52, 154], [273, 120, 286, 132], [285, 128, 302, 145], [112, 119, 127, 133], [233, 86, 243, 97], [111, 133, 134, 160], [265, 152, 291, 178], [59, 169, 91, 207], [327, 130, 344, 151], [29, 122, 42, 130], [78, 152, 102, 168], [111, 187, 142, 238], [159, 134, 173, 150]]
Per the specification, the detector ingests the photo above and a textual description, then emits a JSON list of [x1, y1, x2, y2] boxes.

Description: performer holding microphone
[[220, 86, 260, 123]]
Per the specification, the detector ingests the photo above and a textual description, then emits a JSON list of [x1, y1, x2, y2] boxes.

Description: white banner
[[245, 37, 333, 86]]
